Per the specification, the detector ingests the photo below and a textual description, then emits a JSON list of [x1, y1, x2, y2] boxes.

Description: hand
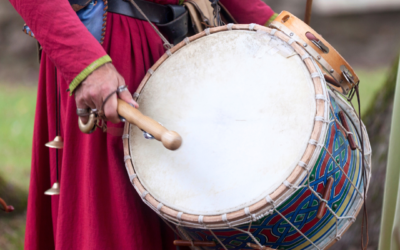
[[74, 63, 138, 124]]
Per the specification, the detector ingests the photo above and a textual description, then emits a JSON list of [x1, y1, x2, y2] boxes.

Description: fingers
[[75, 87, 93, 124], [117, 75, 139, 108], [103, 93, 120, 123]]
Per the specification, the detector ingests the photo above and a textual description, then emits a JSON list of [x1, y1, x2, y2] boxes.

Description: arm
[[9, 0, 111, 91], [10, 0, 136, 123], [219, 0, 277, 26]]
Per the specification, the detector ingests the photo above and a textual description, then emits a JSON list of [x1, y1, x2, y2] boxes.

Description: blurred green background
[[0, 0, 399, 249]]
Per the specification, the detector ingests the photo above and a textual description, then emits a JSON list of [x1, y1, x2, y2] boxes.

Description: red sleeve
[[9, 0, 107, 85], [219, 0, 275, 25]]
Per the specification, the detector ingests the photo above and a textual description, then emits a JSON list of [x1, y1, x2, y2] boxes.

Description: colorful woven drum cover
[[180, 93, 368, 249]]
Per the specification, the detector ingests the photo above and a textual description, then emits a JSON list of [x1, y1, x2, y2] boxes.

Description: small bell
[[44, 182, 60, 195], [45, 136, 64, 149]]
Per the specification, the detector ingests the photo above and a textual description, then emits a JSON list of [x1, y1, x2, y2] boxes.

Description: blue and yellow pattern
[[181, 94, 365, 250]]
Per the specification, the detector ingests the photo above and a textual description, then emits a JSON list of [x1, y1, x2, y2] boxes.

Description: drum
[[122, 23, 371, 250]]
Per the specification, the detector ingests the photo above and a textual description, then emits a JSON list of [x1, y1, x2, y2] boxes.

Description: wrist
[[69, 55, 112, 95]]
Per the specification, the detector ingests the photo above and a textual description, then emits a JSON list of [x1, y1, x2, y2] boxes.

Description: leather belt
[[108, 0, 189, 44]]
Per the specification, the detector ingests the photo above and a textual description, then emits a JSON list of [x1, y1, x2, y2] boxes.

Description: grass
[[0, 85, 36, 191], [0, 84, 36, 250], [0, 67, 390, 249], [353, 68, 389, 116]]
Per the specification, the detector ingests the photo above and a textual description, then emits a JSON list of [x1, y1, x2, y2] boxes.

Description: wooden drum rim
[[123, 24, 329, 228]]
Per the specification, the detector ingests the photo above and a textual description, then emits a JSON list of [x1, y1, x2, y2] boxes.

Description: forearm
[[9, 0, 109, 90]]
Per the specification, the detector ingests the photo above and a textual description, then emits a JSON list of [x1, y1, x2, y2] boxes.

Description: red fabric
[[220, 0, 275, 25], [8, 0, 107, 86], [25, 13, 177, 250], [8, 0, 275, 249]]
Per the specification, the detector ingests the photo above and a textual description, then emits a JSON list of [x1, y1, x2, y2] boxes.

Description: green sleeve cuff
[[179, 0, 184, 5], [69, 55, 112, 95], [265, 13, 279, 27]]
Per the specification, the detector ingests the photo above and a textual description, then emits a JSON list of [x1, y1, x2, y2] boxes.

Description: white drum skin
[[129, 30, 316, 215]]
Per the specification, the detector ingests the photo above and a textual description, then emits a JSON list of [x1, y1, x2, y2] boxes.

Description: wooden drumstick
[[173, 240, 216, 247], [304, 0, 314, 25], [117, 99, 182, 150], [0, 197, 14, 213], [317, 177, 334, 219]]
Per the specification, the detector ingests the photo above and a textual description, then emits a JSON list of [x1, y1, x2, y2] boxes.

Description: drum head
[[129, 30, 316, 215]]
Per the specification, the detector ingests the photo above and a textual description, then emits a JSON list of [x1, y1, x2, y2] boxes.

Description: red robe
[[9, 0, 275, 249]]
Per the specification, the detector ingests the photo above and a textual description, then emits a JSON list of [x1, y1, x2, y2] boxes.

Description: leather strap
[[108, 0, 189, 44], [109, 0, 178, 25]]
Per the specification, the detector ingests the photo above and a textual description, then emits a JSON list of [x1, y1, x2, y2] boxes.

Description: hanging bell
[[45, 136, 64, 149], [44, 182, 60, 195]]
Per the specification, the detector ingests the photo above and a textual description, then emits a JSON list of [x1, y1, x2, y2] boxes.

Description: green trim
[[265, 13, 279, 27], [68, 55, 112, 95], [179, 0, 185, 5]]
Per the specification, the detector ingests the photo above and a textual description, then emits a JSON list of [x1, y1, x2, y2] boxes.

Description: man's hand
[[75, 63, 138, 124]]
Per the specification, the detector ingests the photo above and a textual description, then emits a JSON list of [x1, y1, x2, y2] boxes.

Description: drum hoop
[[123, 24, 330, 228]]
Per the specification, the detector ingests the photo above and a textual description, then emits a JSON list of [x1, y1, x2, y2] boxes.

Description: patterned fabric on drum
[[181, 94, 364, 250]]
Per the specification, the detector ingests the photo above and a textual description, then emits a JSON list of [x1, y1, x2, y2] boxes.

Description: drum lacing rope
[[157, 203, 164, 212], [301, 54, 311, 61], [124, 155, 131, 162], [244, 207, 257, 222], [266, 195, 321, 249], [311, 72, 322, 78], [166, 49, 172, 57], [141, 190, 149, 199], [283, 180, 295, 189], [315, 94, 327, 101], [208, 229, 228, 250], [287, 38, 295, 45], [315, 116, 329, 123], [183, 37, 190, 45], [122, 134, 129, 139], [248, 23, 256, 31], [129, 173, 137, 183], [222, 214, 233, 228], [270, 29, 277, 36], [205, 28, 211, 36], [132, 92, 140, 99], [176, 212, 184, 225], [147, 68, 154, 75], [227, 23, 234, 30]]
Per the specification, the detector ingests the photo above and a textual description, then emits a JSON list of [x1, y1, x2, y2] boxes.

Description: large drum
[[122, 22, 371, 249]]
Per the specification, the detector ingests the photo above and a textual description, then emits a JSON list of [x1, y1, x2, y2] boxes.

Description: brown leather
[[0, 197, 14, 213], [183, 0, 237, 33]]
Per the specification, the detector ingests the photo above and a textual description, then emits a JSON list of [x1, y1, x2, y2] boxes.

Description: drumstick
[[304, 0, 313, 25], [117, 99, 182, 150]]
